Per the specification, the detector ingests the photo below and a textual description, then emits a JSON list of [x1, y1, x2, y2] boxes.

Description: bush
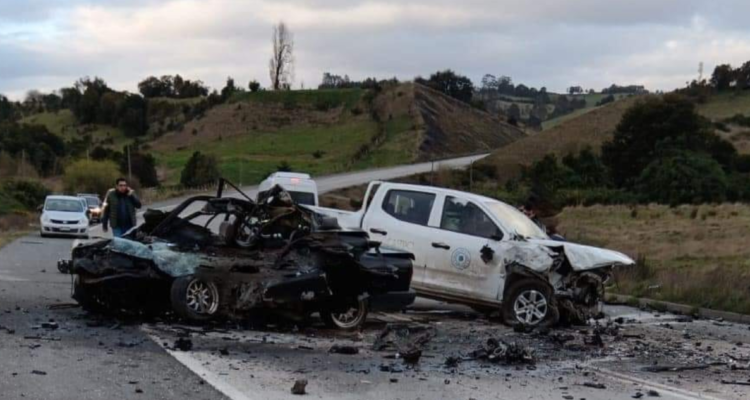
[[180, 151, 220, 187], [556, 188, 640, 206], [636, 151, 728, 205], [2, 180, 50, 209], [63, 160, 121, 197]]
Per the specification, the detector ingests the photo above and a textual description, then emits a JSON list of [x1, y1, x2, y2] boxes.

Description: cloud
[[2, 0, 750, 99]]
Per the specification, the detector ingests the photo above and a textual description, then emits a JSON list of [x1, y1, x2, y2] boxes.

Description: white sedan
[[40, 195, 90, 238]]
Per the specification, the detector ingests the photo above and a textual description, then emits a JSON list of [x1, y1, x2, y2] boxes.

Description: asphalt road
[[0, 155, 487, 400], [1, 154, 749, 400]]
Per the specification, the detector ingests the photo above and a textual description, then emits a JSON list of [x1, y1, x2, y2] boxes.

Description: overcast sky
[[2, 0, 750, 100]]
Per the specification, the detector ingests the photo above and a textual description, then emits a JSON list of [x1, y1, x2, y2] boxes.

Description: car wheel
[[502, 279, 559, 328], [170, 276, 221, 322], [320, 297, 369, 331]]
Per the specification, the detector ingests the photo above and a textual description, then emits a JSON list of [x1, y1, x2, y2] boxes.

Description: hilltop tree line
[[512, 95, 750, 207], [710, 61, 750, 91]]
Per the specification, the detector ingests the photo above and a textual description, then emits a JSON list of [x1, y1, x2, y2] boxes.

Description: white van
[[258, 172, 318, 206]]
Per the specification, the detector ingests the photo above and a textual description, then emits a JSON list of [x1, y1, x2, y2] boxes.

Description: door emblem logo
[[451, 248, 471, 270]]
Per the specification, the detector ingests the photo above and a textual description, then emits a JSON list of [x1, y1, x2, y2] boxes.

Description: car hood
[[530, 238, 634, 271], [496, 238, 634, 273], [43, 210, 86, 221]]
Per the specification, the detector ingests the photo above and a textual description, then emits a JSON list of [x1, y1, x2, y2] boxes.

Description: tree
[[221, 77, 239, 100], [601, 94, 732, 187], [0, 95, 16, 122], [180, 151, 220, 187], [480, 74, 498, 91], [416, 70, 474, 103], [269, 22, 294, 91], [711, 64, 735, 91], [248, 80, 261, 92], [736, 61, 750, 90], [568, 86, 583, 95], [63, 159, 120, 196], [636, 151, 728, 205], [120, 150, 159, 187]]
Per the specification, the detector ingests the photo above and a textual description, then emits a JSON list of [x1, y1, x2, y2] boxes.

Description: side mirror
[[37, 205, 44, 213]]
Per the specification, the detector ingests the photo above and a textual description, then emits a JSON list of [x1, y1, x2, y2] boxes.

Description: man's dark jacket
[[101, 189, 142, 230]]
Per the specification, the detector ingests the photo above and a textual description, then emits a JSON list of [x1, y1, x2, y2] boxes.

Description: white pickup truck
[[313, 181, 634, 327]]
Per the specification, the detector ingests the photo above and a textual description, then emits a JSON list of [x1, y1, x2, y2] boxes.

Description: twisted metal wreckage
[[58, 180, 416, 330]]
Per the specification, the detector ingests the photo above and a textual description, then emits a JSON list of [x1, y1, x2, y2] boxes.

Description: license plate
[[59, 228, 71, 232]]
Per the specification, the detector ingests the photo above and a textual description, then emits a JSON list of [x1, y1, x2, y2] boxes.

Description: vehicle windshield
[[84, 197, 100, 207], [484, 201, 548, 240], [45, 199, 85, 213]]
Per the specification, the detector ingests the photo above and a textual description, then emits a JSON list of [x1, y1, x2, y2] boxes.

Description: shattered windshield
[[484, 201, 548, 240]]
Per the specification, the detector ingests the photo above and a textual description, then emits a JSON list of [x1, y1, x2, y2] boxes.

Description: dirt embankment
[[412, 84, 525, 160]]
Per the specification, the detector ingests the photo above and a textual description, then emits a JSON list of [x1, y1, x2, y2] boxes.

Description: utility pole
[[126, 145, 132, 182], [20, 150, 25, 178], [430, 160, 435, 185], [469, 160, 473, 192]]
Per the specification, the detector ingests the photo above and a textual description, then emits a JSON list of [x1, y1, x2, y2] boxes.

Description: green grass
[[697, 91, 750, 120], [230, 89, 363, 111], [542, 93, 630, 130], [154, 118, 380, 185], [353, 116, 419, 168], [20, 110, 131, 148], [558, 203, 750, 314]]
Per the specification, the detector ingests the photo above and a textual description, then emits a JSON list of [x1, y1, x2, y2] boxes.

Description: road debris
[[173, 337, 193, 351], [373, 323, 435, 364], [291, 379, 308, 395], [329, 345, 359, 355], [468, 338, 535, 365], [582, 381, 606, 389]]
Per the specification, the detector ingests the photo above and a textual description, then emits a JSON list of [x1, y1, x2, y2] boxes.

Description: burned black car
[[60, 180, 416, 330]]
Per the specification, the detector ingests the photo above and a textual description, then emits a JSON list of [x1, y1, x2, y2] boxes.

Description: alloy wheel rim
[[513, 289, 548, 325], [186, 279, 219, 315], [331, 300, 365, 329]]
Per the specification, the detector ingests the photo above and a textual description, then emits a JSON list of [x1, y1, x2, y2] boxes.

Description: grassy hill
[[476, 95, 642, 182], [151, 84, 524, 184], [20, 110, 131, 149]]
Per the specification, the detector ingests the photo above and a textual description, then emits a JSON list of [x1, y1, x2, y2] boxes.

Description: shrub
[[636, 151, 728, 205], [180, 152, 220, 187], [63, 160, 121, 197], [2, 180, 50, 209]]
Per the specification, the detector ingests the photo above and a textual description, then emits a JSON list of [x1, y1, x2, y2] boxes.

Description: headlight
[[42, 215, 50, 223]]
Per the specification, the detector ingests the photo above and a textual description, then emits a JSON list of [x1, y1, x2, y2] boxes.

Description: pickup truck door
[[360, 187, 439, 287], [422, 195, 506, 302]]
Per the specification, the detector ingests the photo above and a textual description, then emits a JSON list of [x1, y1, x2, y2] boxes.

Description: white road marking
[[145, 331, 257, 400]]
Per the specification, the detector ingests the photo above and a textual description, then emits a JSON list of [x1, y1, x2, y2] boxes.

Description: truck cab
[[258, 172, 318, 206], [313, 181, 634, 326]]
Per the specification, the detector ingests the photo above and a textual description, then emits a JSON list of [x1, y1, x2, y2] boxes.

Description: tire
[[320, 297, 369, 331], [73, 275, 106, 313], [502, 279, 559, 328], [170, 276, 221, 322]]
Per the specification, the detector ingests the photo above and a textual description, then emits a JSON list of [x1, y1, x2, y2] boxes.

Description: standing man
[[102, 178, 142, 238]]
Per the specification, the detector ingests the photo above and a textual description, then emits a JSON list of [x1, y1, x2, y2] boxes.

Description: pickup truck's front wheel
[[320, 297, 369, 331], [502, 279, 559, 327]]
